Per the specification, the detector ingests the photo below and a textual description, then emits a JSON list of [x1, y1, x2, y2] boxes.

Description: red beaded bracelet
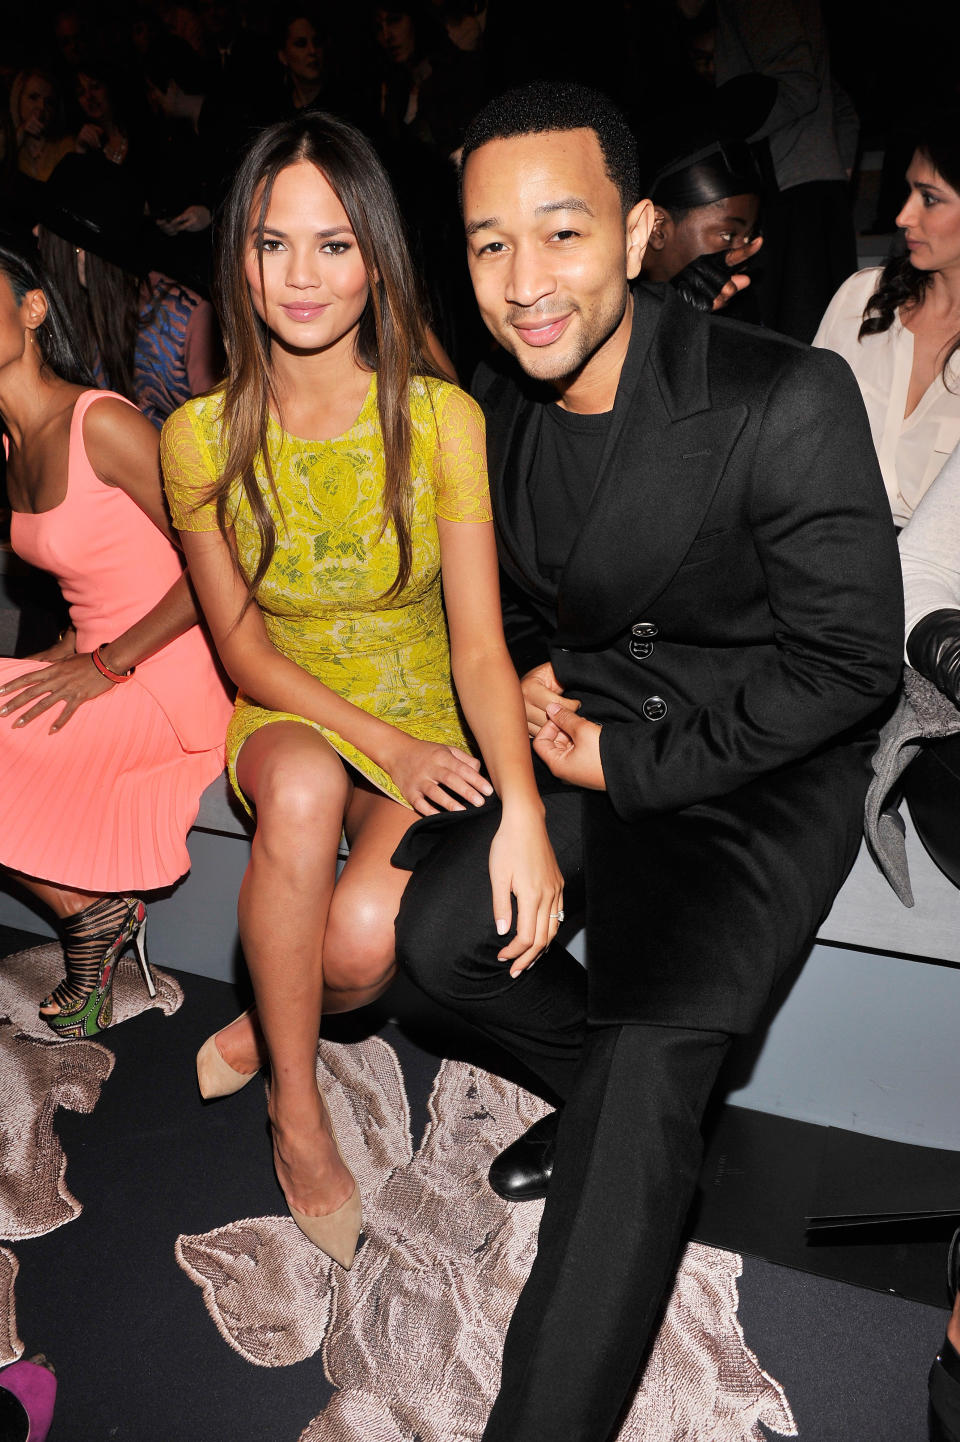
[[90, 645, 135, 684]]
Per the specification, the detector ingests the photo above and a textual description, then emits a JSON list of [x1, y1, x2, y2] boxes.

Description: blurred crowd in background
[[1, 0, 958, 393]]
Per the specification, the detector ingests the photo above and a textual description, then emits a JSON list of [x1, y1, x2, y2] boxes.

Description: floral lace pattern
[[161, 378, 493, 809]]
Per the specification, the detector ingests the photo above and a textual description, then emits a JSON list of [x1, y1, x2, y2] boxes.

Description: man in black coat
[[394, 82, 903, 1442]]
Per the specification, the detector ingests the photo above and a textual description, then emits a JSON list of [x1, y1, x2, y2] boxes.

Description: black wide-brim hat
[[35, 153, 159, 276]]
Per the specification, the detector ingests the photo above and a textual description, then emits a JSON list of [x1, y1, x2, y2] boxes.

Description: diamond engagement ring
[[550, 911, 565, 922]]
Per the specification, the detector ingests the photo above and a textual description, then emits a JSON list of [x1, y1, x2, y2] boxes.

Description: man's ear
[[625, 198, 655, 280], [646, 205, 672, 254]]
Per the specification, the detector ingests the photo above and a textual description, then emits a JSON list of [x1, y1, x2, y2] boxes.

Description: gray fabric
[[715, 0, 851, 191], [864, 666, 960, 904]]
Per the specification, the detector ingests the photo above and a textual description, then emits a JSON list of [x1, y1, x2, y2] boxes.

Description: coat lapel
[[556, 286, 748, 647], [481, 367, 555, 605]]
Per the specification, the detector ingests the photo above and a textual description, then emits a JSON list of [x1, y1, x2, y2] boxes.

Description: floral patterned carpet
[[2, 925, 944, 1442], [0, 939, 802, 1442]]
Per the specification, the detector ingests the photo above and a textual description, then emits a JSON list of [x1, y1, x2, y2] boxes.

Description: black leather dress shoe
[[488, 1111, 559, 1201]]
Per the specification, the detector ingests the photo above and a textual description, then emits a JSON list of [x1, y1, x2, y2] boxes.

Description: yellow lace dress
[[160, 375, 493, 810]]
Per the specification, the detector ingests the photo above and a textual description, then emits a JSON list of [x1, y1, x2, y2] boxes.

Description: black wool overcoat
[[473, 282, 905, 1032]]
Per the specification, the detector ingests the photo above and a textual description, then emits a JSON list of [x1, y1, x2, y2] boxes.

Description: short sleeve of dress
[[431, 383, 494, 524], [160, 401, 222, 533]]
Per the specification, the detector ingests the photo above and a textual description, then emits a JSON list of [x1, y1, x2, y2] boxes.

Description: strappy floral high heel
[[40, 896, 154, 1039]]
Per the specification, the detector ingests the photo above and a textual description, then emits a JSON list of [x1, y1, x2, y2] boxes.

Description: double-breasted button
[[629, 638, 654, 661], [631, 621, 659, 639], [642, 695, 668, 722]]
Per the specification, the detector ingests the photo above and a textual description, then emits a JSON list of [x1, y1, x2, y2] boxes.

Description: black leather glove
[[671, 252, 736, 312], [906, 608, 960, 704]]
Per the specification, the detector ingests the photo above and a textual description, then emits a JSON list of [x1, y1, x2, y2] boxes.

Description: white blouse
[[813, 267, 960, 528], [899, 440, 960, 642]]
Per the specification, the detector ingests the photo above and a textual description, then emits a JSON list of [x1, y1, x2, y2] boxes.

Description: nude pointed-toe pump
[[196, 1009, 262, 1099], [281, 1095, 363, 1270], [288, 1182, 363, 1269]]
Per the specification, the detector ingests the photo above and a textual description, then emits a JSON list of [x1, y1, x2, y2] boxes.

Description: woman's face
[[77, 72, 111, 123], [645, 193, 759, 282], [166, 4, 205, 53], [18, 75, 54, 133], [279, 18, 322, 83], [375, 8, 416, 64], [444, 10, 483, 52], [129, 17, 152, 54], [897, 150, 960, 275], [244, 159, 370, 358]]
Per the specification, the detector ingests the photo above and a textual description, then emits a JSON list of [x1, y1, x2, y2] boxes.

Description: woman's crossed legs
[[227, 720, 418, 1220]]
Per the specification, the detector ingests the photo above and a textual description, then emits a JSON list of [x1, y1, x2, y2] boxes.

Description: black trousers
[[903, 733, 960, 890], [395, 751, 869, 1442], [757, 178, 857, 343], [486, 1023, 728, 1442], [396, 796, 730, 1441]]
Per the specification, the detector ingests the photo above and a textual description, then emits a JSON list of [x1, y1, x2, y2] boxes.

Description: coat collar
[[484, 284, 747, 644], [483, 286, 663, 605]]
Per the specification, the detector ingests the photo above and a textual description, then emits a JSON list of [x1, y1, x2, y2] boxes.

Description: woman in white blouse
[[814, 108, 960, 528]]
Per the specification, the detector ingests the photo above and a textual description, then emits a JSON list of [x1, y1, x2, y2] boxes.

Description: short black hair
[[460, 82, 639, 213]]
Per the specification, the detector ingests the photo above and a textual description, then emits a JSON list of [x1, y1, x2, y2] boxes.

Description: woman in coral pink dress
[[0, 243, 232, 1037]]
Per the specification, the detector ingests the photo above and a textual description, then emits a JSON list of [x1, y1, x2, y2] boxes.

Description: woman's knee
[[323, 893, 397, 994], [250, 744, 348, 856]]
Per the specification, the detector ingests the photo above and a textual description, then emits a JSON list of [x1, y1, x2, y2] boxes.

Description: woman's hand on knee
[[488, 809, 564, 977], [0, 655, 113, 732], [387, 736, 493, 815]]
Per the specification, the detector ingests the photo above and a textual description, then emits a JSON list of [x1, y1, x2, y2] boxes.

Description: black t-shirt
[[528, 400, 612, 583]]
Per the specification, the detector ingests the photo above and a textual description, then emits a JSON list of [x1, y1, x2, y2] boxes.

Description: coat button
[[631, 621, 659, 638], [629, 638, 654, 661], [642, 695, 667, 721]]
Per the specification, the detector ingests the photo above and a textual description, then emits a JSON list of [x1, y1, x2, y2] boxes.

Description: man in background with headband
[[395, 82, 901, 1441], [643, 138, 764, 315]]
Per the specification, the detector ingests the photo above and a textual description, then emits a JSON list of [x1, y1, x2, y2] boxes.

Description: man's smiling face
[[463, 127, 650, 388]]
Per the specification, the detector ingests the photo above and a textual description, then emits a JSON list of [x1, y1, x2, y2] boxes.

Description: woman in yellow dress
[[160, 113, 563, 1270]]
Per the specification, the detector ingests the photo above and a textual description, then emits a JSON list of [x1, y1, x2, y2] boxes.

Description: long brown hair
[[212, 111, 442, 603], [37, 227, 142, 402]]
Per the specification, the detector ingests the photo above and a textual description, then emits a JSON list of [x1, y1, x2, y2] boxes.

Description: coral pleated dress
[[0, 390, 233, 892], [161, 376, 492, 809]]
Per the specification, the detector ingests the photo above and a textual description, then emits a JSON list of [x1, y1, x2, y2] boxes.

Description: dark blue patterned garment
[[91, 275, 211, 429], [135, 278, 206, 429]]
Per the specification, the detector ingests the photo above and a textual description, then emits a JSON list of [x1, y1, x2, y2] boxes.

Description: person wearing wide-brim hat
[[36, 150, 155, 274], [35, 152, 221, 429]]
